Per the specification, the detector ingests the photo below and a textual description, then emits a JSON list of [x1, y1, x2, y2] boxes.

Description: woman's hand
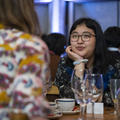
[[66, 46, 83, 61], [66, 46, 86, 78]]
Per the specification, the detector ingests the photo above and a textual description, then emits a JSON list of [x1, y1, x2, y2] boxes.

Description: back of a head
[[104, 26, 120, 48], [0, 0, 41, 36], [44, 33, 66, 56]]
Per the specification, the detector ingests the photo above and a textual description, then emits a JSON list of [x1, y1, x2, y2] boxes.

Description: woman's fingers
[[66, 46, 83, 61]]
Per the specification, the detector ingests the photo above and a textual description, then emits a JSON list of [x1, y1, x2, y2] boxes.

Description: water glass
[[110, 79, 120, 115], [117, 91, 120, 119], [71, 69, 93, 120], [85, 74, 103, 102]]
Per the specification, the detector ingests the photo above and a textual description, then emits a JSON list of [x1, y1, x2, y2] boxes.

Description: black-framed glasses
[[70, 32, 95, 42]]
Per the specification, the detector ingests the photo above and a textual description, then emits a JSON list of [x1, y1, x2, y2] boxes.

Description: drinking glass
[[117, 89, 120, 119], [71, 69, 93, 119], [85, 74, 104, 103], [85, 74, 103, 116], [110, 79, 120, 115]]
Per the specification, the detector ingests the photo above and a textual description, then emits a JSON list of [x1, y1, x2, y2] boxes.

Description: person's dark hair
[[68, 17, 109, 73], [0, 0, 41, 36], [43, 33, 66, 56], [104, 26, 120, 48]]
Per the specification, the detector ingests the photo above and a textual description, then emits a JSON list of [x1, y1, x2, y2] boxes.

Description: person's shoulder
[[30, 34, 49, 50], [60, 54, 68, 61], [13, 29, 49, 51], [110, 52, 120, 62], [59, 54, 73, 65], [108, 52, 120, 69]]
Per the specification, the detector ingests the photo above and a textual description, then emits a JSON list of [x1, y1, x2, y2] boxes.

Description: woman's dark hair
[[0, 0, 41, 36], [42, 33, 66, 56], [104, 26, 120, 48], [68, 17, 109, 74]]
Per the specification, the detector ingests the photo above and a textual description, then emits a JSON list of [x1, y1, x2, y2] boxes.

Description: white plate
[[48, 113, 62, 119], [62, 110, 80, 114]]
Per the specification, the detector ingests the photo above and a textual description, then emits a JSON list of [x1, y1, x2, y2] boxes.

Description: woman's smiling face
[[70, 24, 96, 59]]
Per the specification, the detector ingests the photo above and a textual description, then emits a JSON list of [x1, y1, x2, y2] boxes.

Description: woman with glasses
[[54, 17, 120, 106]]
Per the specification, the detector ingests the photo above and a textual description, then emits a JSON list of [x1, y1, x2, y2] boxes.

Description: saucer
[[62, 110, 80, 114], [48, 113, 62, 119]]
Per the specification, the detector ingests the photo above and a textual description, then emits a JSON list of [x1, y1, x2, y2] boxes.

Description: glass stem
[[79, 105, 85, 120], [92, 102, 94, 113], [114, 102, 118, 114], [81, 106, 85, 114]]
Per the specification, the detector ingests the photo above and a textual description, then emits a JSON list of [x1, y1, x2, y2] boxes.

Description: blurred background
[[34, 0, 120, 37]]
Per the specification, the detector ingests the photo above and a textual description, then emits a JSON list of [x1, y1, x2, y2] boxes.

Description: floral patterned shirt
[[0, 27, 50, 117], [54, 55, 120, 107]]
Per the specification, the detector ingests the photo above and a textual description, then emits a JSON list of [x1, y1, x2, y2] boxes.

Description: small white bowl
[[56, 98, 75, 112]]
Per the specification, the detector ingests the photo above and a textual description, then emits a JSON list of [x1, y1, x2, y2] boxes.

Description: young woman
[[54, 17, 120, 106], [0, 0, 50, 119]]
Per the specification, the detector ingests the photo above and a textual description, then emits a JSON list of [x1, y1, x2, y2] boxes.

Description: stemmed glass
[[85, 74, 104, 103], [110, 79, 120, 115], [71, 69, 93, 119], [85, 74, 103, 116]]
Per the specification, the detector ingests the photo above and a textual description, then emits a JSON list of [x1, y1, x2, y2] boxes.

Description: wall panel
[[74, 1, 118, 31]]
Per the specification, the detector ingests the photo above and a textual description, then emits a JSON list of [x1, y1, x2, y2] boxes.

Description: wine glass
[[71, 69, 93, 119], [110, 79, 120, 115], [85, 74, 103, 115], [85, 74, 104, 103]]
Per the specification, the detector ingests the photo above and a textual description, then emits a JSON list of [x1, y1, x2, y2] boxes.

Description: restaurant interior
[[0, 0, 120, 120], [33, 0, 120, 120]]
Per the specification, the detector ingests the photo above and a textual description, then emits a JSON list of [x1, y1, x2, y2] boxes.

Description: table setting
[[46, 69, 120, 120], [48, 98, 81, 119], [0, 69, 120, 120]]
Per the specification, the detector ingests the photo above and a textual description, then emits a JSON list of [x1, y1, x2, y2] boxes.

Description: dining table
[[57, 107, 119, 120], [46, 91, 119, 120]]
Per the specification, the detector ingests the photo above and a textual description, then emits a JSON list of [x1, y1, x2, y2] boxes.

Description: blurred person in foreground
[[0, 0, 51, 120], [54, 17, 120, 107]]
